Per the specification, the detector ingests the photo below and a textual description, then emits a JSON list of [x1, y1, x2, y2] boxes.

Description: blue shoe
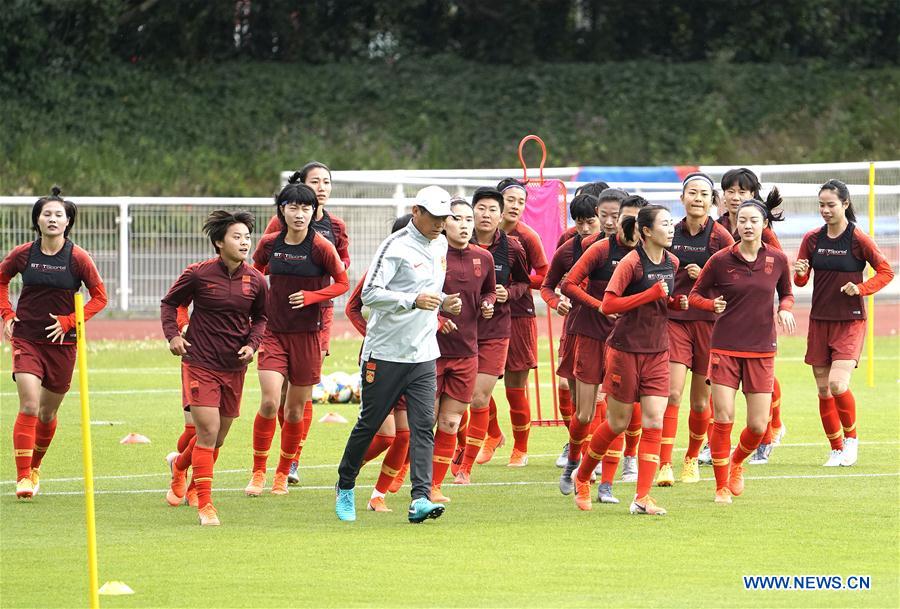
[[408, 497, 445, 524], [335, 486, 356, 522]]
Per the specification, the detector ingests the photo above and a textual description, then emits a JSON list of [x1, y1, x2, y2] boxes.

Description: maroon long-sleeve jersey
[[541, 235, 585, 338], [437, 244, 497, 358], [161, 257, 268, 371], [668, 217, 734, 322], [474, 230, 530, 341], [506, 221, 549, 318]]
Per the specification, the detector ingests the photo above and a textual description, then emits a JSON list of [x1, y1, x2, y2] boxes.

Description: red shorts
[[436, 356, 478, 403], [506, 316, 537, 371], [319, 306, 334, 356], [258, 331, 322, 386], [603, 346, 669, 404], [556, 333, 576, 380], [805, 319, 865, 367], [477, 338, 510, 377], [181, 363, 245, 418], [11, 338, 76, 394], [708, 352, 775, 394], [574, 334, 606, 385], [667, 319, 714, 373]]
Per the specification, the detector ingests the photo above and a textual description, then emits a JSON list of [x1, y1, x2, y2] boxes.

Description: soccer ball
[[328, 371, 354, 403]]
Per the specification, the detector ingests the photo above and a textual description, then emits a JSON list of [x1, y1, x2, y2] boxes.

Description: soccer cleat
[[620, 456, 637, 482], [166, 456, 188, 507], [430, 486, 451, 503], [475, 433, 505, 465], [198, 504, 220, 526], [840, 437, 858, 466], [450, 445, 465, 476], [388, 463, 409, 493], [507, 448, 528, 467], [680, 457, 700, 484], [727, 463, 745, 497], [287, 461, 300, 485], [15, 477, 35, 499], [367, 495, 392, 512], [408, 497, 445, 523], [714, 488, 733, 504], [185, 484, 199, 508], [629, 495, 667, 516], [771, 424, 786, 446], [271, 472, 289, 495], [697, 443, 712, 466], [555, 443, 570, 468], [452, 470, 470, 485], [335, 486, 356, 522], [559, 461, 578, 495], [655, 463, 675, 487], [748, 444, 769, 465], [244, 470, 266, 497], [574, 479, 592, 511], [596, 482, 620, 504], [823, 449, 843, 467], [29, 468, 41, 497]]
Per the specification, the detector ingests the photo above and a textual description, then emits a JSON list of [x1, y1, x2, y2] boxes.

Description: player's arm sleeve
[[264, 215, 282, 235], [560, 245, 603, 310], [335, 221, 351, 269], [777, 256, 794, 311], [855, 230, 895, 296], [0, 245, 27, 322], [344, 273, 368, 336], [481, 259, 497, 306], [506, 245, 531, 301], [529, 263, 549, 290], [601, 255, 666, 315], [160, 268, 195, 342], [361, 242, 416, 312], [540, 249, 567, 309], [252, 235, 272, 274], [793, 233, 813, 287], [247, 277, 268, 350], [688, 262, 717, 312], [303, 242, 350, 306], [763, 229, 783, 251], [57, 249, 108, 333], [175, 303, 191, 332]]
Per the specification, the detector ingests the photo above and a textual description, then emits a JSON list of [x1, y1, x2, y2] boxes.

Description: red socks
[[192, 446, 215, 508], [558, 386, 573, 425], [364, 433, 394, 464], [252, 414, 277, 472], [833, 390, 857, 439], [732, 427, 764, 466], [575, 421, 618, 483], [376, 429, 410, 494], [176, 435, 197, 471], [686, 408, 710, 459], [13, 413, 38, 480], [486, 396, 502, 439], [710, 421, 733, 491], [600, 432, 625, 484], [276, 420, 303, 475], [506, 387, 531, 453], [624, 403, 642, 457], [177, 423, 196, 453], [818, 396, 843, 450], [293, 401, 314, 463], [31, 417, 58, 470], [567, 418, 590, 462], [432, 429, 457, 486], [461, 407, 488, 473], [635, 427, 662, 498], [659, 403, 679, 465], [456, 409, 470, 448], [771, 377, 783, 430]]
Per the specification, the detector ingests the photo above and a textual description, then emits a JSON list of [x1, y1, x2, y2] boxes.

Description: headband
[[501, 183, 527, 195], [738, 198, 769, 218], [682, 173, 715, 192]]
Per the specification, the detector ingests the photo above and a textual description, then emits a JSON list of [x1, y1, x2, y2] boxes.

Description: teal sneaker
[[335, 486, 356, 522], [408, 497, 445, 524]]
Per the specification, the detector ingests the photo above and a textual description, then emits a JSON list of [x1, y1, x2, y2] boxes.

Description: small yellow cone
[[99, 581, 135, 595]]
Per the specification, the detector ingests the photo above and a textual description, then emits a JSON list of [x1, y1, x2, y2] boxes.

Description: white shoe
[[555, 443, 569, 468], [823, 449, 843, 467], [840, 437, 858, 466], [772, 424, 786, 446], [620, 456, 637, 482]]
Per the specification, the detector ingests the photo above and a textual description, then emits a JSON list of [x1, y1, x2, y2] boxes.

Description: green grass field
[[1, 336, 898, 609]]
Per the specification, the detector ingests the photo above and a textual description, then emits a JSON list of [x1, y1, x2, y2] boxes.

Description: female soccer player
[[161, 210, 267, 525], [431, 198, 497, 501], [560, 195, 646, 504], [245, 179, 348, 496], [478, 178, 548, 467], [2, 187, 108, 499], [569, 205, 686, 515], [794, 179, 893, 467], [689, 199, 795, 504], [454, 187, 529, 484], [658, 173, 733, 487]]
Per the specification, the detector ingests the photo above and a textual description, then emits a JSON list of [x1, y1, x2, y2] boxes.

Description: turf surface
[[1, 336, 898, 608]]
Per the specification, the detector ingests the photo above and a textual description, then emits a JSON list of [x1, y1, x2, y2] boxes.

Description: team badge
[[764, 256, 774, 275], [473, 258, 482, 277], [365, 361, 377, 383]]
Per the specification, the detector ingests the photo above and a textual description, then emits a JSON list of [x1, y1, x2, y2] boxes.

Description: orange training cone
[[119, 433, 151, 444], [318, 412, 348, 424]]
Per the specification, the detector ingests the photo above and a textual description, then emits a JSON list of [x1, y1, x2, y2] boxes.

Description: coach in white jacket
[[336, 186, 462, 523]]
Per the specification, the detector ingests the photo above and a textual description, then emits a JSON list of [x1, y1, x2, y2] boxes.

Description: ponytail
[[621, 215, 638, 241]]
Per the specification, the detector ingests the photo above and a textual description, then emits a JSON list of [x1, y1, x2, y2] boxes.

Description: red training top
[[160, 258, 268, 371], [794, 223, 893, 321], [556, 225, 579, 250], [345, 272, 368, 336], [437, 244, 497, 358], [0, 239, 107, 344], [668, 217, 734, 322], [253, 229, 349, 334], [506, 221, 549, 318], [689, 242, 793, 356], [541, 234, 585, 337], [474, 229, 530, 341]]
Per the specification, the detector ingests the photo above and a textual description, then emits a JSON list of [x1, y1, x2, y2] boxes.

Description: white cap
[[413, 186, 453, 217]]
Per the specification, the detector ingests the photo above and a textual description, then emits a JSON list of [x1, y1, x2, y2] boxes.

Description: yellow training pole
[[74, 293, 101, 609], [866, 163, 876, 387]]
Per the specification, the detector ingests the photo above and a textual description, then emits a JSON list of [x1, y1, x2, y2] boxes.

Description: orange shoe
[[507, 448, 528, 467], [476, 433, 505, 465], [367, 495, 392, 512], [185, 483, 199, 508], [431, 485, 451, 503], [449, 445, 465, 476], [198, 503, 220, 526], [271, 472, 289, 495], [244, 470, 266, 497], [388, 463, 408, 494], [727, 463, 744, 497], [166, 465, 187, 507], [715, 488, 733, 504], [574, 478, 592, 511], [629, 495, 667, 516], [452, 469, 470, 485]]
